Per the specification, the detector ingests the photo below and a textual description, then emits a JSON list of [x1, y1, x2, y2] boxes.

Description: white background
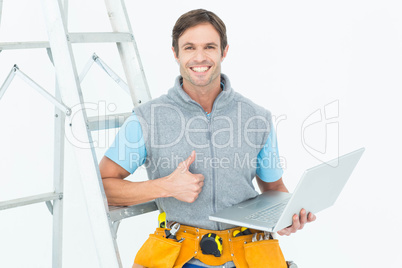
[[1, 0, 401, 267]]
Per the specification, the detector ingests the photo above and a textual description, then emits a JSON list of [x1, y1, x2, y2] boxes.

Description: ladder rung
[[0, 41, 50, 50], [87, 112, 131, 131], [108, 201, 158, 222], [0, 32, 132, 50], [68, 32, 133, 43], [0, 192, 61, 210]]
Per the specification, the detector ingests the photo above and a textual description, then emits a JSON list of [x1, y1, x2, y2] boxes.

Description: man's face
[[173, 23, 228, 88]]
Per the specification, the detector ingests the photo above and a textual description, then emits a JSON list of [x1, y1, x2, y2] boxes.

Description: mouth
[[190, 66, 211, 73]]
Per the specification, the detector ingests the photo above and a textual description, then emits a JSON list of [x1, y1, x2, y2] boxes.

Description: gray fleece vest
[[134, 74, 273, 230]]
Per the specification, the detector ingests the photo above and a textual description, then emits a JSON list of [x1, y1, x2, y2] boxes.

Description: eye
[[206, 46, 216, 49], [184, 46, 194, 50]]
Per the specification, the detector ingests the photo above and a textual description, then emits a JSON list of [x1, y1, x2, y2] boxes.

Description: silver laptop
[[209, 148, 365, 232]]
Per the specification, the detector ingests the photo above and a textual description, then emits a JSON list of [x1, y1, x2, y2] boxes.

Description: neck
[[182, 76, 221, 114]]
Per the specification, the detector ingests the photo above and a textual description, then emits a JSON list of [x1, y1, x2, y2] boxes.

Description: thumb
[[180, 150, 196, 171]]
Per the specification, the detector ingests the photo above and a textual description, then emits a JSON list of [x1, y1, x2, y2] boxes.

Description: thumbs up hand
[[162, 151, 205, 203]]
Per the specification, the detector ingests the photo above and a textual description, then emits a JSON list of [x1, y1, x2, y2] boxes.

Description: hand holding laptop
[[209, 148, 365, 234], [277, 208, 316, 236]]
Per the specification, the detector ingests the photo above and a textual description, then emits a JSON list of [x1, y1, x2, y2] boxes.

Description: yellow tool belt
[[133, 225, 287, 268]]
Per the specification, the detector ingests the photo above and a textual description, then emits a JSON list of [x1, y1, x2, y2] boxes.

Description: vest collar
[[167, 73, 234, 115]]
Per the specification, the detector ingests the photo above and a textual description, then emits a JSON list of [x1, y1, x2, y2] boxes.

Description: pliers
[[165, 223, 183, 242], [252, 231, 275, 242]]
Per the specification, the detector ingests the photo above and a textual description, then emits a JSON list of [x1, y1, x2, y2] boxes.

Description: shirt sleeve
[[105, 112, 147, 174], [256, 126, 283, 182]]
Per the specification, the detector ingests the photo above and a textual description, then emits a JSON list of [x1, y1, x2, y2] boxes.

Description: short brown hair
[[172, 9, 227, 56]]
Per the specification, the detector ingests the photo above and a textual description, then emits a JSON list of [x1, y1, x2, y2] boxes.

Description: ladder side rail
[[0, 0, 3, 27], [41, 0, 121, 267], [51, 69, 66, 268], [104, 0, 152, 107], [62, 0, 68, 26], [51, 85, 64, 268]]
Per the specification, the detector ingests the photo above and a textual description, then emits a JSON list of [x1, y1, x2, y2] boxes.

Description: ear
[[172, 47, 179, 62], [221, 44, 229, 61]]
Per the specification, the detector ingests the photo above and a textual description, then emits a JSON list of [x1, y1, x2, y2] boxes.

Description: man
[[99, 9, 315, 268]]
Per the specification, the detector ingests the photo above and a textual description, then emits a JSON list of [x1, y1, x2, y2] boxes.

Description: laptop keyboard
[[245, 202, 288, 225]]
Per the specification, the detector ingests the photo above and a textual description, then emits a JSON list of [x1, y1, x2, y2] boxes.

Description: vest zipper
[[206, 116, 217, 214], [189, 93, 223, 229], [206, 113, 220, 230]]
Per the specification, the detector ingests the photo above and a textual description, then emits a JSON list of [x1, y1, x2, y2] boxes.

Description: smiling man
[[100, 9, 315, 268], [172, 22, 228, 115]]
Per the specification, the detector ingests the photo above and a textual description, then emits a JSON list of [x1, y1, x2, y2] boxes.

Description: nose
[[193, 48, 207, 62]]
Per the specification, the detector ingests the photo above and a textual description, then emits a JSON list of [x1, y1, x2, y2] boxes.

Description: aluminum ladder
[[0, 0, 158, 267]]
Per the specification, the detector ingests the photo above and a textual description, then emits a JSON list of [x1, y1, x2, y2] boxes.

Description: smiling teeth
[[192, 67, 209, 72]]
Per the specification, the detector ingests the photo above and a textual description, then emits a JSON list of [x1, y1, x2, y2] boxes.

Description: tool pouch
[[134, 233, 182, 268], [134, 228, 197, 268], [134, 227, 288, 268], [243, 239, 287, 268], [229, 233, 254, 268]]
